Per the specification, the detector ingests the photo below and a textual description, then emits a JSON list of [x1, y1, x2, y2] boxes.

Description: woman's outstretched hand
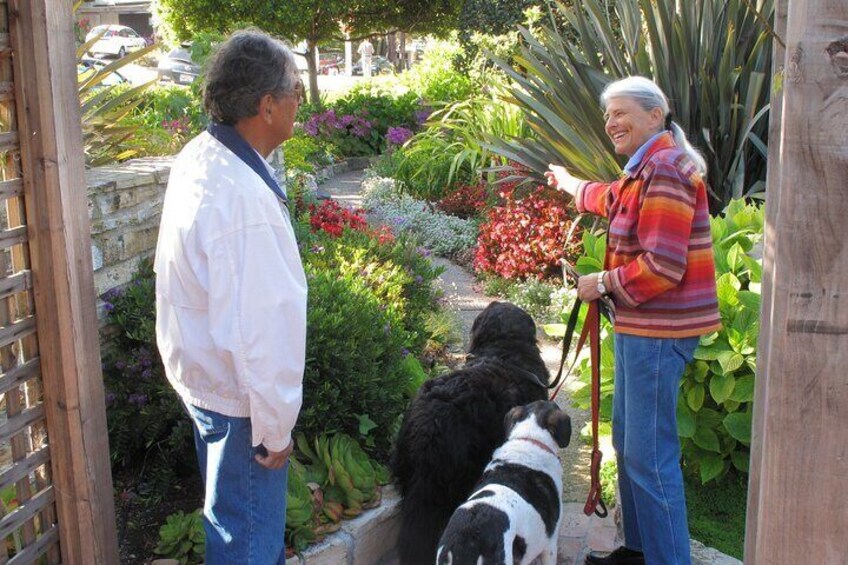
[[545, 164, 584, 197]]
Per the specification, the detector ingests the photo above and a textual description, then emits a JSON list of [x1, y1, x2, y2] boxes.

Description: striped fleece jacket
[[575, 132, 721, 338]]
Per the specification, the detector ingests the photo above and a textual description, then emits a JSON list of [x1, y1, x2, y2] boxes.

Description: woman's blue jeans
[[185, 403, 288, 565], [613, 334, 698, 565]]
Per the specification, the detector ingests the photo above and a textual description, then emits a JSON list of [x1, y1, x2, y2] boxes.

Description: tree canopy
[[153, 0, 463, 102]]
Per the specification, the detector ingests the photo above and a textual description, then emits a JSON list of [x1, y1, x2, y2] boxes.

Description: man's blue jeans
[[613, 334, 698, 565], [186, 403, 288, 565]]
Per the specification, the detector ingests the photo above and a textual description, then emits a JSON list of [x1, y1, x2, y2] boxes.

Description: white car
[[85, 25, 147, 58]]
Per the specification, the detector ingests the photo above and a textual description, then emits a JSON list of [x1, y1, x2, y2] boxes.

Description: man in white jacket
[[155, 30, 306, 564]]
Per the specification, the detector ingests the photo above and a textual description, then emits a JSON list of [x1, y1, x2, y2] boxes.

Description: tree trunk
[[745, 0, 848, 562], [306, 38, 319, 105], [387, 32, 397, 69], [398, 32, 407, 71]]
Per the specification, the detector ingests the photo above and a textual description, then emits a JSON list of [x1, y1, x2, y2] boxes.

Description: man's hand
[[577, 274, 604, 303], [255, 439, 294, 470]]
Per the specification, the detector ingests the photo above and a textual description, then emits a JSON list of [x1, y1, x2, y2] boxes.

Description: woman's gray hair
[[600, 76, 707, 175], [202, 29, 300, 125]]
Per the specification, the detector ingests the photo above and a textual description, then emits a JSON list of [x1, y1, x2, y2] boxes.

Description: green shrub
[[282, 132, 336, 174], [297, 225, 444, 456], [393, 137, 472, 201], [679, 200, 763, 483], [102, 259, 196, 496], [400, 37, 475, 105]]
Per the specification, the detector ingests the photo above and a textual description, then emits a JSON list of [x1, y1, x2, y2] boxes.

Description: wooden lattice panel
[[0, 1, 60, 563]]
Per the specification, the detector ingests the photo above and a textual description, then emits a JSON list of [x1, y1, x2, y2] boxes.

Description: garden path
[[317, 168, 740, 565]]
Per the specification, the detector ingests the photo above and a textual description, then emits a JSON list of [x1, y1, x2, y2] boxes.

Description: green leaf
[[723, 412, 753, 445], [687, 384, 705, 412], [709, 372, 736, 404], [677, 401, 696, 438], [699, 454, 725, 483], [730, 374, 755, 402], [717, 351, 745, 374], [355, 413, 378, 437], [693, 427, 721, 452], [731, 451, 750, 472], [737, 290, 761, 312]]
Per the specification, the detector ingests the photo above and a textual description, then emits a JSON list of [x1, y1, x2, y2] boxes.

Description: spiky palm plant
[[488, 0, 774, 212], [77, 34, 155, 166]]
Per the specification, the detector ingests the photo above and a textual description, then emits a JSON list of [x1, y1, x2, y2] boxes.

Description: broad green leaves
[[679, 200, 762, 482]]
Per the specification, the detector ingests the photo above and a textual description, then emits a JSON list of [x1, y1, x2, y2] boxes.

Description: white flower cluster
[[361, 175, 478, 257]]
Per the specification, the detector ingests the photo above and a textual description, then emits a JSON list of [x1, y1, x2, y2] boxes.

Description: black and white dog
[[436, 401, 571, 565], [392, 302, 550, 564]]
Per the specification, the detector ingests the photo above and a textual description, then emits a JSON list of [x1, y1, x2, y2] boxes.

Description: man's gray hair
[[202, 29, 300, 125], [600, 76, 707, 175]]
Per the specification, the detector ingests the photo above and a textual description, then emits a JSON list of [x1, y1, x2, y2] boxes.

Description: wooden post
[[743, 0, 787, 561], [8, 0, 119, 563], [745, 0, 848, 562]]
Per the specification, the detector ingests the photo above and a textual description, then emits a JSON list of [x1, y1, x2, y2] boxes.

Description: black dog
[[391, 301, 550, 564]]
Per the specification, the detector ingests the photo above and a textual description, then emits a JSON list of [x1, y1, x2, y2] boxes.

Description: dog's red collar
[[514, 437, 557, 456]]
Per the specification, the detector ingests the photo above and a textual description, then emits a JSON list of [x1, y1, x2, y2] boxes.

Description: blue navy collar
[[624, 131, 667, 177], [207, 122, 287, 205]]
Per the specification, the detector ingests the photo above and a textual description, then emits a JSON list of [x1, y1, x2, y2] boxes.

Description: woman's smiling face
[[603, 96, 665, 157]]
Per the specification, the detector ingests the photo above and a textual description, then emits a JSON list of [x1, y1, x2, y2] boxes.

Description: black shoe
[[585, 546, 645, 565]]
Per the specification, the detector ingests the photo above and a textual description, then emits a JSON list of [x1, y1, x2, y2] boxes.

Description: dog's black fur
[[391, 302, 550, 565]]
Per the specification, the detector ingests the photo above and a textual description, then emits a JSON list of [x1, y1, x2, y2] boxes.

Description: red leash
[[583, 300, 608, 518]]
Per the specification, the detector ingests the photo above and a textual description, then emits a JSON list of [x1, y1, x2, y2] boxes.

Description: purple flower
[[386, 126, 413, 146], [340, 114, 355, 127], [105, 392, 116, 406], [141, 368, 153, 380], [415, 108, 432, 125], [114, 359, 127, 371], [415, 275, 424, 284], [401, 348, 410, 357], [127, 393, 148, 407], [103, 302, 115, 313]]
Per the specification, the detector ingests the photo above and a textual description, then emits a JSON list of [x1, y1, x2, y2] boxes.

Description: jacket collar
[[624, 131, 677, 179]]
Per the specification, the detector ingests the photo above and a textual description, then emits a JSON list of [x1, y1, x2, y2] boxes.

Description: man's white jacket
[[155, 131, 307, 452]]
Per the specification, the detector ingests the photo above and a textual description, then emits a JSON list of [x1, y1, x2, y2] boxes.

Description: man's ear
[[260, 94, 274, 121]]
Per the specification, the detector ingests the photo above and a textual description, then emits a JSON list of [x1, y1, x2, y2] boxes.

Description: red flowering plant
[[474, 184, 580, 280], [308, 200, 368, 237], [436, 181, 490, 219]]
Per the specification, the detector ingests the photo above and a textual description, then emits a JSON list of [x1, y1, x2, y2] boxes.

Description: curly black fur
[[391, 302, 550, 564]]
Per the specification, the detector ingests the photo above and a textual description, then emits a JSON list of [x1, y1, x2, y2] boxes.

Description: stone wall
[[85, 154, 372, 316], [87, 157, 172, 309]]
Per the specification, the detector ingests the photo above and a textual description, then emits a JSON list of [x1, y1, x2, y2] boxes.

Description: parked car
[[319, 53, 343, 75], [157, 46, 201, 85], [77, 57, 129, 87], [85, 24, 147, 58], [351, 56, 394, 76]]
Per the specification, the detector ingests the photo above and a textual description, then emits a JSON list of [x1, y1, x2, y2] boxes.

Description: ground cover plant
[[361, 175, 479, 258]]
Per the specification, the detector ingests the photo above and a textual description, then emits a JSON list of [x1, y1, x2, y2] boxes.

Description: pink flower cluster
[[304, 109, 372, 139], [161, 116, 191, 136]]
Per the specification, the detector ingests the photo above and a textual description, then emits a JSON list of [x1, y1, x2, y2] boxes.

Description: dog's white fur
[[436, 410, 565, 565]]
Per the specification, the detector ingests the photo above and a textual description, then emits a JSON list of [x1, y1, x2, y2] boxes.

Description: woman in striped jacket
[[547, 76, 720, 565]]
